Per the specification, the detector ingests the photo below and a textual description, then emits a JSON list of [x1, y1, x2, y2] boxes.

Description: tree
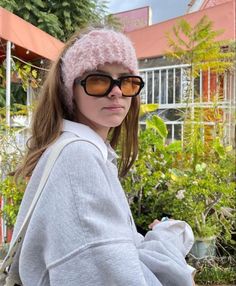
[[166, 16, 235, 166], [0, 0, 116, 41], [166, 15, 235, 76]]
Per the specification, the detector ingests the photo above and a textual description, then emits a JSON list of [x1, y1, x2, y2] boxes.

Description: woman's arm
[[46, 141, 194, 286], [136, 219, 196, 285]]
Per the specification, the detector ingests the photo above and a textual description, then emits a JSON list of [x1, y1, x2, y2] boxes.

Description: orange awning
[[0, 6, 64, 62]]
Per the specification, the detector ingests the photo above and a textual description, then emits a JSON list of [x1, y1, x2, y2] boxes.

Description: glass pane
[[164, 109, 183, 121], [174, 124, 182, 140]]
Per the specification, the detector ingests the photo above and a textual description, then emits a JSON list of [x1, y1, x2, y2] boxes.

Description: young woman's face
[[73, 63, 132, 140]]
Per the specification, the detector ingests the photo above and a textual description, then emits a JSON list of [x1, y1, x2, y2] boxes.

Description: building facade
[[127, 0, 235, 146]]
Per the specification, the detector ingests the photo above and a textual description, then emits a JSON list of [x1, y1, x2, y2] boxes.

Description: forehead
[[97, 63, 130, 73], [82, 63, 131, 78]]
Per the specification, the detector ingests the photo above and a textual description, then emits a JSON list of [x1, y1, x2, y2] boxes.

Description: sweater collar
[[62, 119, 109, 161]]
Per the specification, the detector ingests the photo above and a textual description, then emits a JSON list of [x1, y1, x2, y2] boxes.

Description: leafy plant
[[166, 15, 235, 77], [160, 152, 235, 239], [166, 15, 235, 147], [0, 176, 25, 227], [0, 59, 39, 92], [195, 265, 236, 285], [0, 122, 27, 229], [122, 115, 182, 229], [189, 256, 236, 284], [0, 122, 25, 177], [122, 114, 235, 245]]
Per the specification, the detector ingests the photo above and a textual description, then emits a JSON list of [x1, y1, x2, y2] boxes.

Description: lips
[[103, 105, 124, 110]]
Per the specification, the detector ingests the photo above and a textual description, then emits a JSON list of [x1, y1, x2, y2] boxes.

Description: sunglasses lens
[[86, 75, 111, 96], [121, 77, 142, 96]]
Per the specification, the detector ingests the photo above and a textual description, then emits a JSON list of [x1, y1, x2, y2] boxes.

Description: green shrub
[[0, 176, 26, 227], [122, 115, 236, 245]]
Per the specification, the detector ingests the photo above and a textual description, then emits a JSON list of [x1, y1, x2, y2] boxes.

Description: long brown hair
[[15, 26, 140, 179]]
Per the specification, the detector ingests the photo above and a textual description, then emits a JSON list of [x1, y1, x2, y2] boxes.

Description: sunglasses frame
[[75, 74, 145, 97]]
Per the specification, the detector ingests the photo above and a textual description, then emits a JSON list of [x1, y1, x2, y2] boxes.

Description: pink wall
[[113, 6, 150, 33]]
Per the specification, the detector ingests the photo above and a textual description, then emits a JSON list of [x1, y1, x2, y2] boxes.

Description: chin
[[108, 120, 125, 128]]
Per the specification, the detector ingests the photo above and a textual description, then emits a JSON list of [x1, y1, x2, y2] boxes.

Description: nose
[[107, 84, 122, 98]]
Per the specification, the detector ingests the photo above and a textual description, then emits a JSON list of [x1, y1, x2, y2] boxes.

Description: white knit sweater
[[9, 120, 194, 286]]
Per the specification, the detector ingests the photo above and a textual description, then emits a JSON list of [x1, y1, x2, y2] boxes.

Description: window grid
[[139, 64, 235, 145]]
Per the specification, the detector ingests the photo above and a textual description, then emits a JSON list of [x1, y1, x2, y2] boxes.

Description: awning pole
[[6, 40, 11, 126]]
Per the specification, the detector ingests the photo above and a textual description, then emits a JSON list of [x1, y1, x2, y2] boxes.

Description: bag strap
[[0, 137, 84, 273]]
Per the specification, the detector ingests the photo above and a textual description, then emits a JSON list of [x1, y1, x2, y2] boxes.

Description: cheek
[[73, 86, 81, 105], [125, 98, 132, 113], [73, 86, 89, 110]]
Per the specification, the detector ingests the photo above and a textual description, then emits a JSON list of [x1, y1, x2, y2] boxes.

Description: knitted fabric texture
[[61, 29, 138, 112]]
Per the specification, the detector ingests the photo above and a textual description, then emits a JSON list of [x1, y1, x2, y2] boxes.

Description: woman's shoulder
[[52, 132, 107, 163]]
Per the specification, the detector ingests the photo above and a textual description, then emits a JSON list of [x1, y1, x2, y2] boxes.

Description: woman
[[10, 26, 195, 285]]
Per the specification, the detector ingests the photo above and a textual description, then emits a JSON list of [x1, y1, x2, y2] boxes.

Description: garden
[[0, 13, 235, 285]]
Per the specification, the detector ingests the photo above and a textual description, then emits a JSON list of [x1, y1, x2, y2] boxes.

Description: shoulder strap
[[0, 137, 85, 273]]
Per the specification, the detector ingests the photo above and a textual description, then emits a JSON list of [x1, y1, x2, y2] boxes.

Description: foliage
[[139, 104, 159, 117], [0, 122, 26, 227], [0, 122, 25, 177], [188, 256, 236, 284], [164, 17, 235, 241], [195, 266, 236, 284], [122, 115, 182, 229], [122, 115, 236, 243], [0, 176, 25, 227], [159, 153, 235, 239], [166, 15, 235, 77], [166, 15, 235, 132], [0, 0, 119, 41], [0, 58, 39, 91], [0, 58, 39, 118], [181, 102, 232, 169]]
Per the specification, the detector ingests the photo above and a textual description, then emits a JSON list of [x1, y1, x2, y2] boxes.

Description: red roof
[[127, 0, 235, 59], [0, 6, 64, 62]]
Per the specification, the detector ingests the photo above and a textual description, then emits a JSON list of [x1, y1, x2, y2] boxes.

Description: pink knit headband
[[61, 28, 138, 111]]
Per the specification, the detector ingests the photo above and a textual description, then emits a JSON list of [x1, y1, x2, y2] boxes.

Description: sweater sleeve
[[136, 220, 195, 285], [45, 141, 193, 286]]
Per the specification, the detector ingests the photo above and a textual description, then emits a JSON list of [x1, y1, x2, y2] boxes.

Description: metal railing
[[139, 64, 236, 145]]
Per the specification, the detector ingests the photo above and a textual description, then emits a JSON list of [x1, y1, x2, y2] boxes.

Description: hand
[[148, 219, 161, 229], [148, 218, 173, 229]]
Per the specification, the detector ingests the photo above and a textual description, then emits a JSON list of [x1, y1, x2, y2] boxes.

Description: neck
[[75, 114, 109, 141]]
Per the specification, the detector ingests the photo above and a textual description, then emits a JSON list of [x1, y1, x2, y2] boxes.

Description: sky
[[107, 0, 190, 24]]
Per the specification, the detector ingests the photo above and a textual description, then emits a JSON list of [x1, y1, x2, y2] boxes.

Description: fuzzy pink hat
[[61, 28, 138, 111]]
